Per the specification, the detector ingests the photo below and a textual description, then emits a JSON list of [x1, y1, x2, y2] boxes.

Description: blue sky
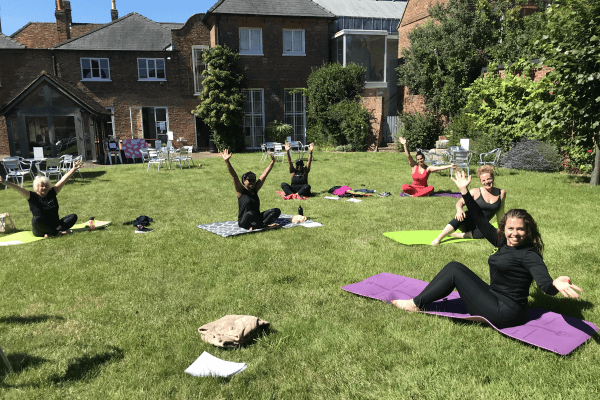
[[1, 0, 217, 36]]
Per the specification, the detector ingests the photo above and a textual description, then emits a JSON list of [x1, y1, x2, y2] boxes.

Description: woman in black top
[[431, 165, 506, 245], [392, 171, 581, 329], [0, 159, 83, 237], [223, 149, 281, 230], [281, 142, 315, 197]]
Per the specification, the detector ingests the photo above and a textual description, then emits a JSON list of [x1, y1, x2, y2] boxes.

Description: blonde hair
[[33, 176, 51, 192], [477, 165, 495, 179]]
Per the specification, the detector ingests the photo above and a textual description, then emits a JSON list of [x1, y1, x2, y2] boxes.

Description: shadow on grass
[[0, 353, 47, 381], [51, 346, 124, 384], [565, 174, 591, 184], [0, 314, 65, 324]]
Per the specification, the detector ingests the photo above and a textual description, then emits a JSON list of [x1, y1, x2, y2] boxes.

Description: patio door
[[242, 89, 264, 148]]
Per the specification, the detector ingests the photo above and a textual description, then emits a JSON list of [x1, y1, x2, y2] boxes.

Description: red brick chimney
[[55, 0, 72, 42], [111, 0, 119, 21]]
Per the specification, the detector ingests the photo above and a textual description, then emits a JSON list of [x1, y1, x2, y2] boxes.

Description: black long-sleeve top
[[463, 191, 558, 308]]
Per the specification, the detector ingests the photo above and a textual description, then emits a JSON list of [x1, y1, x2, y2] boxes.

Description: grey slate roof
[[53, 12, 173, 51], [207, 0, 335, 18], [160, 23, 185, 30], [312, 0, 407, 19], [0, 32, 25, 49], [0, 72, 111, 116]]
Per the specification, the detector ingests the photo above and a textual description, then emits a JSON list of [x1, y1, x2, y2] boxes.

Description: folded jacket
[[198, 315, 270, 348]]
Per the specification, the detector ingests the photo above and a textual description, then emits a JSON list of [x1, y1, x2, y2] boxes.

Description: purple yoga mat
[[342, 273, 598, 355], [399, 192, 462, 198]]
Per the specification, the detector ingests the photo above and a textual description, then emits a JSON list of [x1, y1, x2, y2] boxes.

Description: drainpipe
[[52, 54, 58, 76]]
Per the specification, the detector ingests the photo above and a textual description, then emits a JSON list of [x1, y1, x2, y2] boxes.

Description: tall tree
[[194, 45, 245, 152], [537, 0, 600, 185]]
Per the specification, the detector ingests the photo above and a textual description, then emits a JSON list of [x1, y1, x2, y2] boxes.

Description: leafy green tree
[[536, 0, 600, 185], [305, 63, 371, 150], [397, 0, 547, 117], [194, 45, 245, 152]]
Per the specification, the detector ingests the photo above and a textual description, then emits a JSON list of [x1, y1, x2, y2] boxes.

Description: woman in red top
[[399, 137, 455, 197]]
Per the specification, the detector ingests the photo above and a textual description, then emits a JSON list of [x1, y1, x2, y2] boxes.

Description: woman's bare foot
[[451, 232, 465, 239], [431, 238, 441, 246], [44, 234, 49, 238], [266, 223, 281, 229], [391, 299, 421, 312]]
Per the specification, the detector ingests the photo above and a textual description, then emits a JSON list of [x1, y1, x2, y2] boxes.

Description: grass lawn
[[1, 151, 599, 399]]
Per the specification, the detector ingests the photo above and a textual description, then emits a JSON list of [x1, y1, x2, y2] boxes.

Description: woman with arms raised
[[0, 159, 84, 237], [399, 137, 455, 197], [392, 171, 581, 329], [223, 149, 281, 230]]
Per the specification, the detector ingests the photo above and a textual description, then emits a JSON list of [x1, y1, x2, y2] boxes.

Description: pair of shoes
[[135, 224, 153, 233], [378, 192, 391, 197]]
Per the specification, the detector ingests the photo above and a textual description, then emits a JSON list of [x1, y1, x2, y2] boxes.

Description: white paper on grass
[[346, 198, 362, 203], [185, 351, 247, 378], [301, 221, 323, 228], [324, 196, 340, 200]]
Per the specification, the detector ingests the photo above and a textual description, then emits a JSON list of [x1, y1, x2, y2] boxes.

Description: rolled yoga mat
[[342, 273, 598, 355], [0, 220, 111, 246]]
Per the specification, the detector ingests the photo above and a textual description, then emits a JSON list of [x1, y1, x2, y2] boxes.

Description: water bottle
[[89, 216, 96, 231], [298, 206, 303, 216]]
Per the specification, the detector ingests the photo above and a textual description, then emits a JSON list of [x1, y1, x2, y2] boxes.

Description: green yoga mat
[[0, 220, 111, 246], [384, 222, 498, 246]]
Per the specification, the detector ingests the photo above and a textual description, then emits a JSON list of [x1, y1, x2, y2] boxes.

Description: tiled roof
[[0, 72, 110, 116], [207, 0, 335, 18], [10, 22, 103, 49], [53, 12, 173, 51], [312, 0, 407, 19], [0, 32, 25, 49], [160, 23, 186, 30]]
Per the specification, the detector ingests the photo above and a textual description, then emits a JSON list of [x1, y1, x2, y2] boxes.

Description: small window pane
[[138, 59, 147, 79], [293, 31, 302, 52], [283, 31, 292, 52], [155, 108, 167, 121], [240, 30, 249, 51], [251, 30, 261, 51], [156, 59, 165, 79]]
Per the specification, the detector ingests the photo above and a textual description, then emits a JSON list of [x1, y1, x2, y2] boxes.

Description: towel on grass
[[342, 273, 598, 355], [185, 351, 247, 378], [197, 214, 322, 238], [276, 191, 308, 200], [199, 315, 270, 348], [0, 220, 111, 246]]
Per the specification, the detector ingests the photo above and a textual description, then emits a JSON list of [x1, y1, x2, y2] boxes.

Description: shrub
[[265, 120, 292, 143], [394, 112, 444, 151], [500, 138, 562, 172], [328, 100, 370, 151]]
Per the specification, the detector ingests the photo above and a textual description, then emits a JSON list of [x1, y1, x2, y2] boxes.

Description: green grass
[[1, 152, 599, 399]]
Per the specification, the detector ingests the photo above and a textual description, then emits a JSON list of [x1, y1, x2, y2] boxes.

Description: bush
[[500, 138, 562, 172], [394, 112, 444, 151], [265, 120, 292, 143], [328, 100, 370, 151]]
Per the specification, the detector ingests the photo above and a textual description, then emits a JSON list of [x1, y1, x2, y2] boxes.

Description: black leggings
[[32, 214, 78, 237], [281, 182, 311, 197], [413, 262, 525, 329], [238, 208, 281, 230], [449, 214, 484, 239]]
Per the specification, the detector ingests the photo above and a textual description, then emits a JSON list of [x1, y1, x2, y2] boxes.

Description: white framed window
[[81, 58, 110, 81], [154, 107, 169, 134], [239, 28, 263, 55], [283, 29, 305, 56], [106, 107, 115, 136], [242, 89, 264, 148], [284, 90, 306, 143], [138, 58, 166, 81], [192, 45, 209, 95]]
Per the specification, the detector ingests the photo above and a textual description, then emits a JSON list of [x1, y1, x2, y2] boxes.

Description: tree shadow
[[0, 353, 47, 380], [0, 315, 65, 325], [51, 346, 124, 384], [565, 174, 591, 184]]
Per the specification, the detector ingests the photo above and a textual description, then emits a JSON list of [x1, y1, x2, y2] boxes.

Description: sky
[[1, 0, 217, 36]]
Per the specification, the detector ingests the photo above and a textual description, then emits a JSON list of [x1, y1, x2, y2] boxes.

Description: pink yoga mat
[[342, 273, 598, 355]]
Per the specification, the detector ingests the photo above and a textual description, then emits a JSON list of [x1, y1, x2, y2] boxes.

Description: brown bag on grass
[[0, 213, 16, 233], [198, 315, 270, 348]]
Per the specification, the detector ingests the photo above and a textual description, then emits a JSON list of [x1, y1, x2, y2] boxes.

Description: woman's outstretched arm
[[54, 159, 83, 195], [255, 152, 275, 191], [399, 137, 416, 168], [305, 143, 315, 173], [0, 174, 30, 199], [428, 163, 456, 172], [285, 142, 295, 174], [223, 149, 244, 196]]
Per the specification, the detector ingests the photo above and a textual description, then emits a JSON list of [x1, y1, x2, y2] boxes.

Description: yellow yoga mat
[[0, 220, 111, 246]]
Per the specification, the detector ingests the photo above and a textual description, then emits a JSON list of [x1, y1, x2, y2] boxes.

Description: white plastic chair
[[39, 157, 63, 181], [478, 148, 502, 167], [146, 148, 166, 171], [1, 158, 30, 189], [106, 142, 122, 165], [178, 146, 193, 168], [260, 143, 268, 162], [450, 150, 473, 178], [17, 157, 35, 179], [273, 143, 285, 163], [154, 140, 162, 149], [60, 155, 85, 181]]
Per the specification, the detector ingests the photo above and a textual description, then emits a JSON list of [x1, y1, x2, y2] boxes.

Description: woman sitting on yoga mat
[[399, 137, 455, 197], [223, 149, 281, 230], [0, 159, 83, 237], [392, 171, 582, 329], [281, 142, 315, 197], [431, 165, 506, 245]]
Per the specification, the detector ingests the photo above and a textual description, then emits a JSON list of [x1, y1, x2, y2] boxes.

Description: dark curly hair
[[497, 209, 544, 255], [241, 171, 256, 183]]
